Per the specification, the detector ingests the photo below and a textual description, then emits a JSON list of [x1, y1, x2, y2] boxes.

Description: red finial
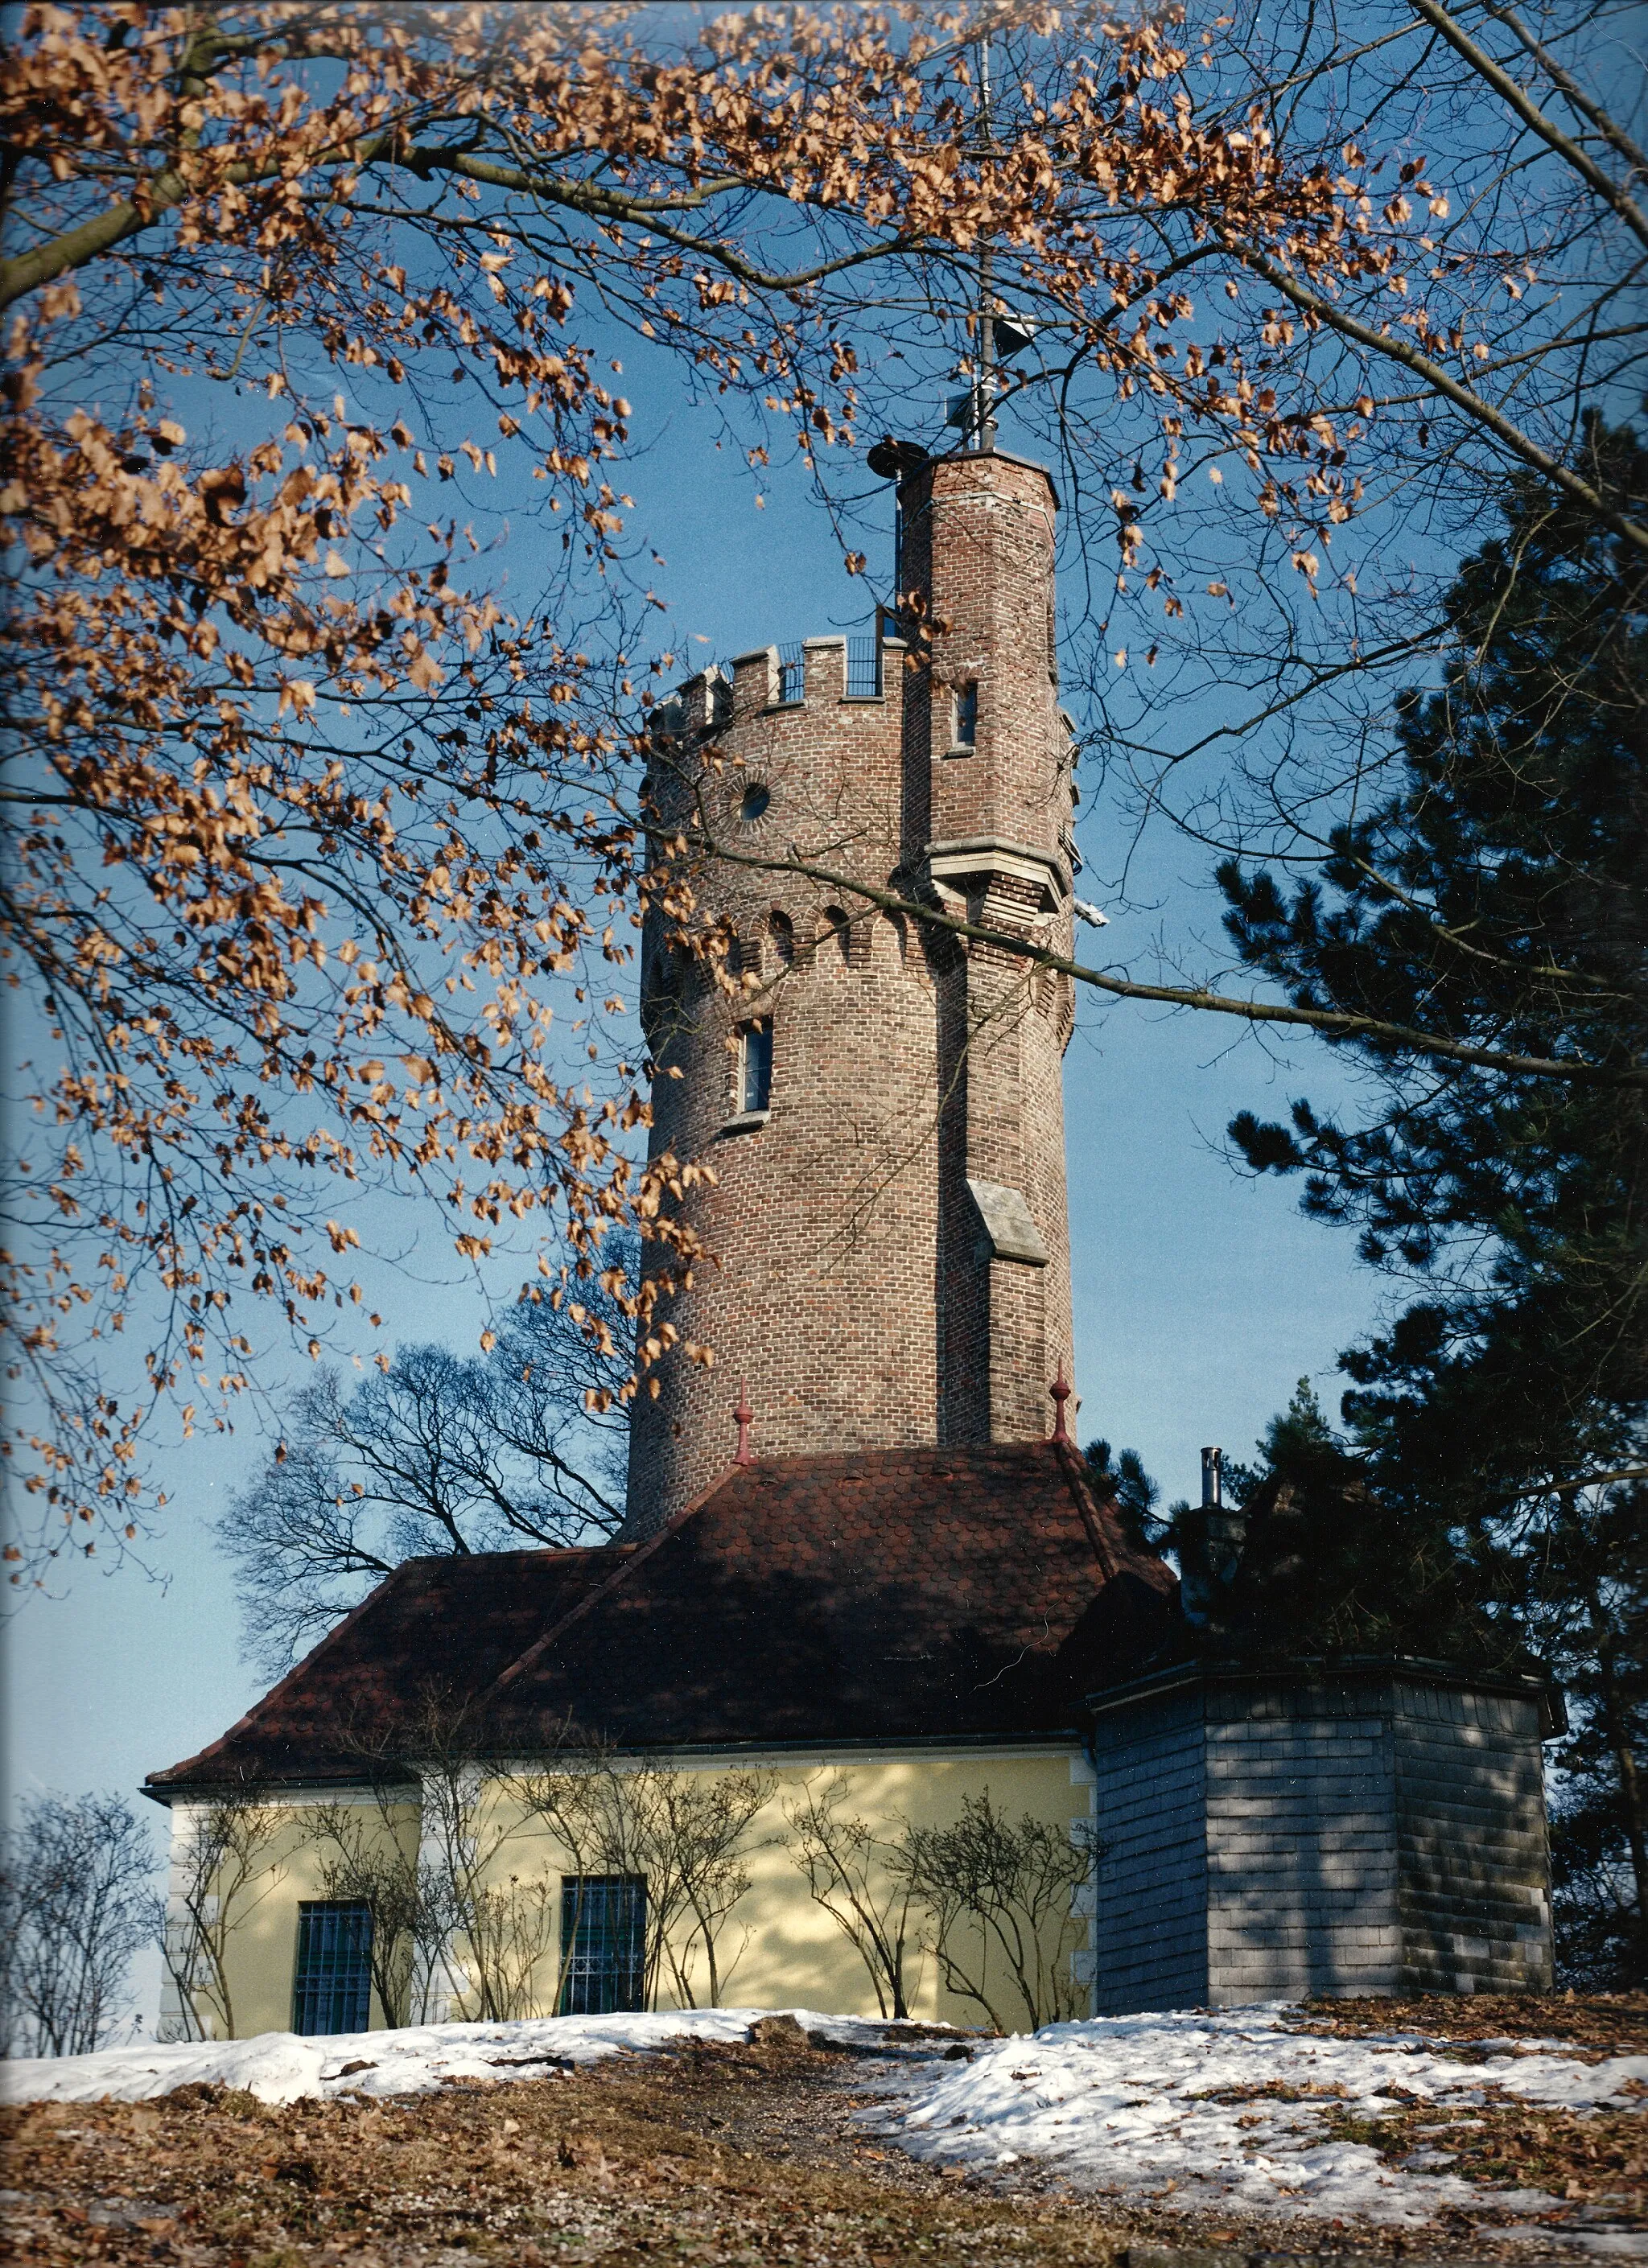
[[1049, 1369, 1073, 1445], [732, 1379, 754, 1466]]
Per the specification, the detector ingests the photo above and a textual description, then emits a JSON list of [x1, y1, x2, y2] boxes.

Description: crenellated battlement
[[652, 628, 906, 739]]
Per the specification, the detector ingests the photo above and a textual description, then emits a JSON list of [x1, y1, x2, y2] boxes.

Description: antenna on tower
[[974, 32, 998, 454], [945, 34, 1001, 449]]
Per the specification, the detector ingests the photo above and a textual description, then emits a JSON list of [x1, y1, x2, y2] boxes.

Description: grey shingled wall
[[1090, 1683, 1208, 2013], [1393, 1678, 1553, 1993], [1088, 1664, 1553, 2013], [1205, 1678, 1401, 2004]]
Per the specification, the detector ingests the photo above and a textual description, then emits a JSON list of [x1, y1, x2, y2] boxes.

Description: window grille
[[738, 1019, 773, 1113], [558, 1875, 647, 2015], [774, 641, 806, 705], [291, 1900, 373, 2035], [846, 638, 882, 698], [954, 681, 978, 747]]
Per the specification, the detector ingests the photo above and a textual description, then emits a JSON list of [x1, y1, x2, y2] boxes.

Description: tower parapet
[[624, 448, 1077, 1537]]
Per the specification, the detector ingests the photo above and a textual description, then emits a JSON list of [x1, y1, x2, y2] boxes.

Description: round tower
[[623, 447, 1077, 1536], [904, 447, 1078, 1450]]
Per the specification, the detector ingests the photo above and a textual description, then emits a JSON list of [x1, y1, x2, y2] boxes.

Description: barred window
[[737, 1019, 772, 1113], [291, 1900, 373, 2036], [558, 1875, 647, 2015]]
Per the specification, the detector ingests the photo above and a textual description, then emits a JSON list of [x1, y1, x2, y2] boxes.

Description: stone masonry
[[1086, 1661, 1557, 2012], [624, 449, 1077, 1535]]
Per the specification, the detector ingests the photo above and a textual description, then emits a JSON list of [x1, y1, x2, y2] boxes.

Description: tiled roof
[[146, 1442, 1179, 1792]]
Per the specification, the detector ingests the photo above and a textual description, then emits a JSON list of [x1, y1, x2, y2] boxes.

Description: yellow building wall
[[168, 1800, 421, 2044], [173, 1747, 1096, 2041]]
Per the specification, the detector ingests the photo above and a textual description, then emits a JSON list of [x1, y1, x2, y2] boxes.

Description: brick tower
[[624, 447, 1077, 1536]]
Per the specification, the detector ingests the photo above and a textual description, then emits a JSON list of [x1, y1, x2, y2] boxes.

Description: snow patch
[[0, 2007, 907, 2108], [10, 1997, 1640, 2238], [862, 2005, 1647, 2226]]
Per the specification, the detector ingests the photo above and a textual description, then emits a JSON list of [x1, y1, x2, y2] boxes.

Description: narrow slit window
[[738, 1019, 772, 1113], [292, 1900, 373, 2036], [954, 681, 978, 748], [558, 1875, 647, 2015]]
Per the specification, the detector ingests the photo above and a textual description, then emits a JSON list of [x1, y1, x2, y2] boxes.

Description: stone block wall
[[1203, 1681, 1401, 2003], [1088, 1661, 1555, 2014]]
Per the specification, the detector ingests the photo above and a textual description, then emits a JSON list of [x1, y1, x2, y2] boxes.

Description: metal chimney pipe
[[1201, 1446, 1223, 1509]]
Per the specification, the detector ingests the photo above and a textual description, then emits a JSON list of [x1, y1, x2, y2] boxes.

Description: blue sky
[[5, 328, 1382, 2005]]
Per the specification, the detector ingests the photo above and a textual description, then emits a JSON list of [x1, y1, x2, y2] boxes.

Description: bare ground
[[2, 1998, 1642, 2268]]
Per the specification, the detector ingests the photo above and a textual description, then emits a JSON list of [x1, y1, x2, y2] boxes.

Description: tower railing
[[774, 640, 806, 705], [846, 636, 883, 698]]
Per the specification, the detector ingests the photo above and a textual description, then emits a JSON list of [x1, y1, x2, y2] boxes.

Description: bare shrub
[[341, 1689, 558, 2023], [2, 1792, 160, 2056], [785, 1774, 924, 2021], [162, 1781, 287, 2042], [903, 1793, 1098, 2034], [517, 1755, 775, 2009], [303, 1798, 428, 2030]]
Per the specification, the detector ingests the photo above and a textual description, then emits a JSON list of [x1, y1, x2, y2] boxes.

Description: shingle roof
[[146, 1442, 1179, 1793]]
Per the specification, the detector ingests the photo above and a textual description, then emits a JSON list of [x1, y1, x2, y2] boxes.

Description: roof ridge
[[483, 1459, 744, 1699], [392, 1541, 632, 1572], [1053, 1437, 1125, 1581]]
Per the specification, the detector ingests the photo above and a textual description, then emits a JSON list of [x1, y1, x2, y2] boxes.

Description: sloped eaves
[[146, 1443, 1178, 1793]]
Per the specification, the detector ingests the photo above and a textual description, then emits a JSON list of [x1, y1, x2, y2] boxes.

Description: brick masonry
[[625, 450, 1077, 1534], [1088, 1664, 1555, 2011]]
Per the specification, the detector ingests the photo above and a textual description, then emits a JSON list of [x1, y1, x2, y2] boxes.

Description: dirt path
[[638, 2019, 1605, 2263], [4, 2007, 1638, 2267], [2, 2033, 1132, 2268]]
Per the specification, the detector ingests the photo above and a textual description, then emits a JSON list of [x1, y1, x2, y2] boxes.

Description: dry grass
[[0, 2030, 1127, 2268], [4, 1998, 1642, 2266], [1288, 1993, 1648, 2056]]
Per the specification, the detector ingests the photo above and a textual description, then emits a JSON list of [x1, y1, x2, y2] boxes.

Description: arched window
[[873, 911, 906, 969], [768, 908, 795, 967], [819, 905, 851, 969]]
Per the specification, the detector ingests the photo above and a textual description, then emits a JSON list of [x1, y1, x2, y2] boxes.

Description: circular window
[[739, 783, 772, 825]]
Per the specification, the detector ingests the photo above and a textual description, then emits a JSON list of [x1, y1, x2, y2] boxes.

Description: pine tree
[[1180, 1381, 1506, 1668], [1082, 1439, 1162, 1553], [1217, 413, 1647, 1979]]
